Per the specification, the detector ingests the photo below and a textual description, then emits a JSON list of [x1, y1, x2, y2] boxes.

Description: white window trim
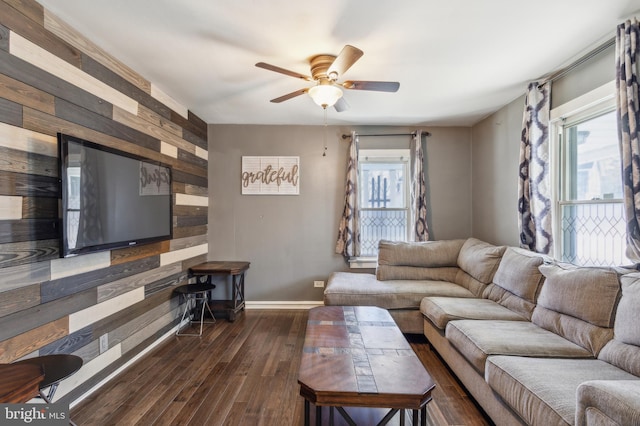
[[549, 80, 617, 261]]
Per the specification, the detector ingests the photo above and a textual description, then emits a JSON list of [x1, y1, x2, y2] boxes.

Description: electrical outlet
[[99, 334, 109, 354], [313, 280, 325, 288]]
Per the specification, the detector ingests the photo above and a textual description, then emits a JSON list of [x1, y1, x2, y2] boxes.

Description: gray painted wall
[[470, 44, 616, 246], [208, 124, 471, 301]]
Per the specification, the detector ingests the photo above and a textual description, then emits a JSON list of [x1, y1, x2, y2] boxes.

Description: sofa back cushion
[[598, 273, 640, 376], [376, 239, 464, 281], [377, 239, 464, 268], [482, 247, 546, 319], [456, 238, 505, 284], [532, 263, 621, 356]]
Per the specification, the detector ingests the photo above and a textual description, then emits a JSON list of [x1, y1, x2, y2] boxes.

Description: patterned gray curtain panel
[[335, 131, 360, 258], [518, 81, 552, 254], [410, 131, 429, 241], [616, 18, 640, 262]]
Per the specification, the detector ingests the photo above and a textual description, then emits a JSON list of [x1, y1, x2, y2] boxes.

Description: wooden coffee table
[[298, 306, 435, 425]]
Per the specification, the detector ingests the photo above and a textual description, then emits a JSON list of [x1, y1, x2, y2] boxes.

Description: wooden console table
[[299, 306, 435, 425], [189, 261, 250, 322]]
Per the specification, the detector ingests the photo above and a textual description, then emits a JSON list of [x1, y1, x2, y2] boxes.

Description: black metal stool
[[175, 283, 216, 336]]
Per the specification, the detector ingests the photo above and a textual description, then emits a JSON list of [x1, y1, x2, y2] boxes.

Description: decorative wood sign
[[241, 156, 300, 195]]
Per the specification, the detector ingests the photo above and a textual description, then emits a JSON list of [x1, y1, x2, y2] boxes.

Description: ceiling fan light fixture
[[308, 84, 343, 108]]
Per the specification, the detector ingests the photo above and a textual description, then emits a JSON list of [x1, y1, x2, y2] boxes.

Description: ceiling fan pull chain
[[323, 107, 328, 157]]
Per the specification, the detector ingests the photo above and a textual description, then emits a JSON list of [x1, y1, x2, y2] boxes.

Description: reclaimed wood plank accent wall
[[0, 0, 209, 405]]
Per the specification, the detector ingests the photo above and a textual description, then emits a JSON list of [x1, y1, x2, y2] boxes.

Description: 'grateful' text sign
[[241, 156, 299, 195]]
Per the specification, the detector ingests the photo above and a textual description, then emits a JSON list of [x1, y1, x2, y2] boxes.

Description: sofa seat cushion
[[446, 320, 593, 374], [576, 380, 640, 426], [420, 297, 527, 330], [486, 356, 639, 426], [324, 272, 475, 310]]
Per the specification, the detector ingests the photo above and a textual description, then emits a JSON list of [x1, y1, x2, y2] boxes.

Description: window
[[358, 149, 410, 257], [554, 93, 630, 266]]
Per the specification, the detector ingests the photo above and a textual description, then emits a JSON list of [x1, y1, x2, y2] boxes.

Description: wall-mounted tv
[[58, 133, 173, 258]]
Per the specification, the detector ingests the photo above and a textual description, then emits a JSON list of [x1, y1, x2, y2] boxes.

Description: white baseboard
[[245, 301, 323, 310], [69, 319, 188, 409]]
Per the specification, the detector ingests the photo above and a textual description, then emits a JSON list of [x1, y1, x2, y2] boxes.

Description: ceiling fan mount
[[255, 45, 399, 112]]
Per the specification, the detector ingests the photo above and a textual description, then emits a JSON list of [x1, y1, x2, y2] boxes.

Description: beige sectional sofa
[[324, 238, 640, 426]]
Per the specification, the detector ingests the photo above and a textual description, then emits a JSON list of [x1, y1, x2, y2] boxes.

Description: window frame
[[549, 80, 629, 266]]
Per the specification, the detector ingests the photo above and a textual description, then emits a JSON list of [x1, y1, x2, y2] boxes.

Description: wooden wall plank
[[0, 72, 55, 115], [21, 196, 57, 219], [110, 241, 169, 266], [97, 263, 182, 303], [110, 299, 178, 349], [10, 31, 138, 114], [0, 122, 57, 156], [173, 225, 208, 240], [50, 251, 111, 280], [178, 148, 207, 170], [159, 243, 208, 267], [3, 0, 44, 27], [0, 194, 21, 219], [0, 145, 57, 177], [0, 288, 94, 341], [0, 170, 58, 197], [173, 205, 208, 217], [138, 104, 181, 137], [0, 218, 58, 243], [184, 184, 208, 197], [0, 23, 9, 52], [0, 238, 58, 268], [0, 1, 80, 67], [182, 253, 208, 271], [0, 259, 49, 292], [172, 169, 208, 188], [68, 287, 145, 333], [0, 283, 39, 317], [175, 193, 208, 207], [169, 235, 208, 252], [182, 126, 208, 151], [195, 145, 208, 160], [54, 97, 159, 151], [150, 84, 188, 119], [144, 271, 185, 297], [0, 96, 22, 126], [0, 49, 113, 118], [39, 324, 92, 356], [161, 141, 178, 158], [43, 10, 151, 94], [42, 256, 160, 303], [0, 316, 67, 363], [175, 215, 207, 228], [112, 106, 196, 154]]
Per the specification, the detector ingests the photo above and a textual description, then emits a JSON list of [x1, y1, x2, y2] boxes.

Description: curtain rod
[[545, 37, 615, 83], [341, 131, 431, 139]]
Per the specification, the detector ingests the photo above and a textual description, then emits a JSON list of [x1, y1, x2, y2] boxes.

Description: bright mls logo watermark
[[0, 404, 68, 425]]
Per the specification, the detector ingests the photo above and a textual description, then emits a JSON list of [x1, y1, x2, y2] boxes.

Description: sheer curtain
[[616, 18, 640, 262], [335, 131, 360, 258], [517, 81, 553, 254], [410, 131, 429, 241]]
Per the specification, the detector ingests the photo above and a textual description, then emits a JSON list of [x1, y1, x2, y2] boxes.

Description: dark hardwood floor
[[71, 310, 492, 425]]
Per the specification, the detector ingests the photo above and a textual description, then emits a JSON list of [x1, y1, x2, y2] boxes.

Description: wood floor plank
[[71, 310, 492, 426]]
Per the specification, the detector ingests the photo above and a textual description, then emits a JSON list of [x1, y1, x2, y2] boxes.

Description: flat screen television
[[58, 133, 173, 258]]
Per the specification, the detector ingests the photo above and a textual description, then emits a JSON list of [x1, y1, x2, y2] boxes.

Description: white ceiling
[[37, 0, 640, 127]]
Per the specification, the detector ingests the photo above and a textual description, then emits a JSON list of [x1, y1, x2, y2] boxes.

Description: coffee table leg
[[413, 409, 418, 425], [400, 409, 405, 425], [421, 405, 427, 426], [315, 404, 322, 426], [304, 400, 309, 426]]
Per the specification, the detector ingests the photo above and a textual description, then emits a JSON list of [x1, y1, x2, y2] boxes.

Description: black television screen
[[58, 133, 172, 257]]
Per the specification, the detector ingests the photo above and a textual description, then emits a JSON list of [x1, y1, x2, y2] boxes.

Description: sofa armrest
[[576, 380, 640, 426]]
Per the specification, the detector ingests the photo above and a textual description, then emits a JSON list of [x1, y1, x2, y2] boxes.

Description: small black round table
[[174, 283, 217, 336]]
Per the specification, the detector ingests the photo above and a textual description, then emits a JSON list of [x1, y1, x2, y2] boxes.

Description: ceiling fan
[[255, 45, 400, 112]]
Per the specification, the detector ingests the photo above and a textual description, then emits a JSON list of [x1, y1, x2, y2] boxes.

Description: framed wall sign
[[241, 156, 300, 195]]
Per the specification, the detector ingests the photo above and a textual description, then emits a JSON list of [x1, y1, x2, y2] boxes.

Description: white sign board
[[241, 156, 299, 195]]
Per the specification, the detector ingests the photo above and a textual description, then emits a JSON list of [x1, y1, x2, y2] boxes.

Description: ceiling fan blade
[[334, 97, 350, 112], [256, 62, 312, 81], [270, 88, 309, 103], [327, 45, 363, 79], [342, 81, 400, 92]]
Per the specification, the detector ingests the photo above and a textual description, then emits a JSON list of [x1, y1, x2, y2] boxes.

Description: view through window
[[358, 150, 409, 257], [558, 109, 630, 266]]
